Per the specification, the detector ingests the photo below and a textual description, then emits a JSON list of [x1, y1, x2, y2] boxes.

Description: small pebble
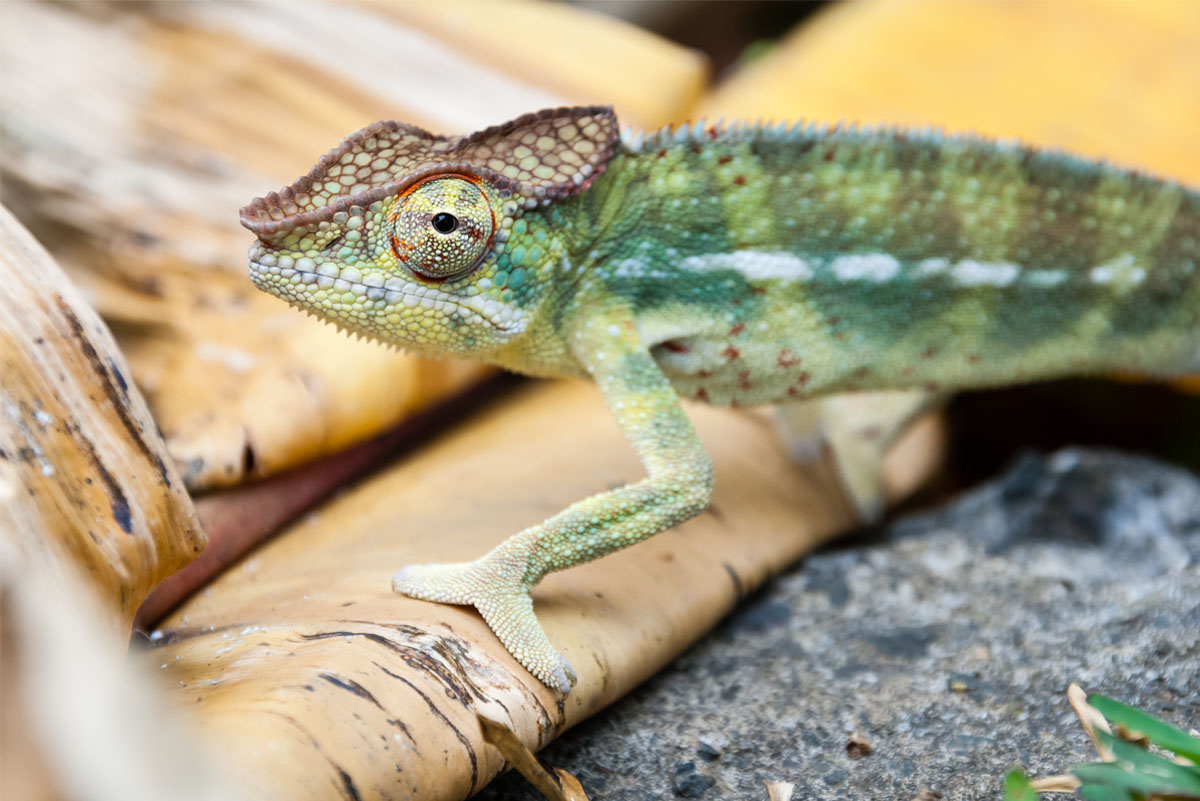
[[845, 732, 873, 759]]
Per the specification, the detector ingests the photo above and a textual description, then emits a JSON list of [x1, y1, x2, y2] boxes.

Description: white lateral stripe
[[672, 251, 1108, 292], [951, 260, 1021, 287], [1089, 253, 1146, 287], [1025, 269, 1069, 287], [830, 253, 901, 282], [680, 251, 815, 281]]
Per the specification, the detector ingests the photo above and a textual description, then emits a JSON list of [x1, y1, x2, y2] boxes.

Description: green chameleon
[[241, 106, 1200, 692]]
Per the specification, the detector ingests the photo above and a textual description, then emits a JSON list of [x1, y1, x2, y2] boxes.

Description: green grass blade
[[1003, 768, 1039, 801], [1073, 762, 1176, 796], [1101, 734, 1200, 797], [1088, 694, 1200, 765], [1076, 783, 1133, 801]]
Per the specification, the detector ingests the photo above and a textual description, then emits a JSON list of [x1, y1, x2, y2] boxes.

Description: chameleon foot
[[393, 558, 577, 693]]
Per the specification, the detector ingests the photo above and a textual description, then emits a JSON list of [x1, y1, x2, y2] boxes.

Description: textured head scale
[[240, 106, 618, 239]]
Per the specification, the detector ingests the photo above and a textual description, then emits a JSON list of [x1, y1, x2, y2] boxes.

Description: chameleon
[[240, 105, 1200, 692]]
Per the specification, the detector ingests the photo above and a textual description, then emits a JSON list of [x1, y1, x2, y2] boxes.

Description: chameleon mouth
[[247, 259, 521, 335]]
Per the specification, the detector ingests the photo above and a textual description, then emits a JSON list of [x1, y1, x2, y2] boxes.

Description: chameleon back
[[549, 122, 1200, 404]]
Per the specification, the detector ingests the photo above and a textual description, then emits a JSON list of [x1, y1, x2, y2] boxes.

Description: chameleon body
[[241, 106, 1200, 692]]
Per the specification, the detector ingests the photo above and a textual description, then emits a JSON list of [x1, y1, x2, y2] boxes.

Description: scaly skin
[[241, 106, 1200, 692]]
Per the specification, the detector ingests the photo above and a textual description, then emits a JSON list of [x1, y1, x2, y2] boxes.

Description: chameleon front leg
[[393, 313, 714, 692]]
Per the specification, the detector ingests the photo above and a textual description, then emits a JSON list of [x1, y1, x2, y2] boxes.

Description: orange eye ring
[[388, 173, 496, 282]]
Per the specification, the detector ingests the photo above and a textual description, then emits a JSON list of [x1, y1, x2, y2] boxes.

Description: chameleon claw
[[547, 662, 576, 695], [393, 559, 577, 693]]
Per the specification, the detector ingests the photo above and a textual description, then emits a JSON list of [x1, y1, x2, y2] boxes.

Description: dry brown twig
[[477, 713, 589, 801]]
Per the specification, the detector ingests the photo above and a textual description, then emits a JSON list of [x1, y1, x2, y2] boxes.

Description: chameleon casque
[[241, 106, 1200, 692]]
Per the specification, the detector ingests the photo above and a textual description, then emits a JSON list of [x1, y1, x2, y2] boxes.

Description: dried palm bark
[[0, 206, 204, 628], [0, 206, 217, 798], [0, 536, 253, 801]]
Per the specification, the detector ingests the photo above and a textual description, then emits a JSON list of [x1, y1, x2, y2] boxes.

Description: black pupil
[[432, 213, 458, 234]]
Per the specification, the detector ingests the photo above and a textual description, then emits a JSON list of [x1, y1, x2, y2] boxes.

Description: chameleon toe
[[393, 556, 577, 693], [392, 562, 478, 605]]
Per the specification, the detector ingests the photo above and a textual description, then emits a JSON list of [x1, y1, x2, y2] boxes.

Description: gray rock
[[478, 449, 1200, 800]]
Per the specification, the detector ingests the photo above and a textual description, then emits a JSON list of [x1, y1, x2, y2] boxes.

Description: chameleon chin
[[242, 105, 1200, 693]]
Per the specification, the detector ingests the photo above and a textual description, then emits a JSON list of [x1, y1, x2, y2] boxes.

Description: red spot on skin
[[824, 148, 836, 162], [922, 346, 937, 359], [656, 149, 667, 159], [794, 371, 811, 386], [691, 145, 703, 154], [738, 369, 752, 390], [730, 322, 745, 336], [695, 387, 710, 402], [722, 346, 741, 361], [661, 340, 689, 354], [777, 349, 801, 368], [717, 155, 733, 165], [968, 353, 982, 364], [697, 369, 713, 378], [750, 286, 768, 295], [708, 127, 720, 140], [733, 176, 746, 186], [787, 386, 802, 398]]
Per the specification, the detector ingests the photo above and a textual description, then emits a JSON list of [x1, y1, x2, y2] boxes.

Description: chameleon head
[[243, 170, 517, 356], [240, 106, 618, 359]]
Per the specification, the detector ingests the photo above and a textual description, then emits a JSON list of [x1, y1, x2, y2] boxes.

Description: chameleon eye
[[389, 176, 494, 280]]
